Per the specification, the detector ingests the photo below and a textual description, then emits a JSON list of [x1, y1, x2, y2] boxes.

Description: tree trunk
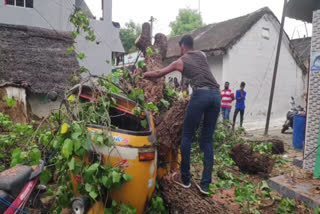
[[160, 175, 234, 214]]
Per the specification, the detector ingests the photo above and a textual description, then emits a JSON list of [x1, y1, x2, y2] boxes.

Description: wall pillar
[[303, 9, 320, 171]]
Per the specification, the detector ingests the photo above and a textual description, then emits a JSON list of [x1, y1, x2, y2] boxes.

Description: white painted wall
[[0, 0, 124, 76], [207, 55, 223, 87], [164, 55, 223, 90], [222, 14, 306, 126], [0, 0, 73, 31], [165, 71, 182, 83], [5, 86, 27, 114]]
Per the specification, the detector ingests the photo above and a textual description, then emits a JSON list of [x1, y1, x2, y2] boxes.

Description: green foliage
[[277, 198, 296, 214], [119, 20, 142, 53], [105, 200, 136, 214], [146, 47, 154, 57], [40, 169, 52, 185], [0, 11, 137, 213], [235, 182, 258, 208], [67, 10, 96, 69], [70, 11, 96, 41], [252, 142, 273, 154], [4, 96, 16, 107], [137, 61, 146, 69], [0, 114, 46, 169], [169, 8, 204, 37], [146, 196, 167, 214]]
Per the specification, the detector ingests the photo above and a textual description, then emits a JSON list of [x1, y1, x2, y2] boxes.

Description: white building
[[0, 0, 124, 76], [165, 7, 307, 128]]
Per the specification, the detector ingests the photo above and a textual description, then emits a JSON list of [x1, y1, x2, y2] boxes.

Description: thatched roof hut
[[166, 7, 275, 59], [0, 23, 79, 96]]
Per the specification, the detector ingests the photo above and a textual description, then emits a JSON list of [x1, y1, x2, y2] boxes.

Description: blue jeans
[[221, 107, 231, 121], [180, 89, 221, 190]]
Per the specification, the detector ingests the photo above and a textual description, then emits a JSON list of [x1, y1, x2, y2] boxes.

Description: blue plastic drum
[[293, 114, 306, 150]]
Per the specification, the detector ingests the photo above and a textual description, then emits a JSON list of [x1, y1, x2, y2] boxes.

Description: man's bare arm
[[142, 59, 184, 79]]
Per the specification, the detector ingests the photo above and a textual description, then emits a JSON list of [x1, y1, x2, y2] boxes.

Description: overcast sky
[[85, 0, 312, 39]]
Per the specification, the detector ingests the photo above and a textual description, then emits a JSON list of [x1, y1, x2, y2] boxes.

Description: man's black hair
[[240, 82, 246, 87], [179, 35, 194, 49]]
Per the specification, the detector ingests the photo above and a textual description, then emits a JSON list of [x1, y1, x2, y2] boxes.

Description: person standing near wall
[[221, 82, 234, 121], [233, 82, 246, 128]]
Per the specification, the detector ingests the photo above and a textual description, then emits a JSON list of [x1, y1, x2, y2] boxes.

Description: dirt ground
[[185, 127, 316, 214]]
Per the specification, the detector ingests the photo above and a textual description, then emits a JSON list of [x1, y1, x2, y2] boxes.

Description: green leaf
[[66, 46, 75, 55], [83, 137, 92, 151], [123, 174, 133, 181], [30, 147, 41, 165], [140, 120, 147, 128], [70, 31, 79, 39], [138, 61, 146, 69], [85, 183, 92, 192], [104, 209, 113, 214], [112, 200, 117, 207], [112, 171, 121, 183], [95, 135, 104, 144], [160, 99, 170, 109], [12, 148, 21, 159], [62, 139, 74, 158], [144, 102, 158, 112], [111, 97, 117, 105], [4, 96, 15, 107], [89, 191, 98, 199], [86, 163, 99, 174], [40, 169, 52, 185], [71, 132, 82, 140], [77, 53, 86, 60], [73, 140, 82, 151], [101, 176, 109, 187], [68, 157, 75, 171], [79, 66, 89, 73], [146, 47, 154, 56]]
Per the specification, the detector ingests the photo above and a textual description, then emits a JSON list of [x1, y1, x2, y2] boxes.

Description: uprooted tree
[[132, 22, 234, 213], [133, 22, 189, 166]]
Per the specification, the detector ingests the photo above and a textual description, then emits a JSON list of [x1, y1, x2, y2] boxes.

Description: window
[[262, 27, 270, 40], [5, 0, 33, 8], [16, 0, 23, 7], [6, 0, 14, 5], [26, 0, 33, 8]]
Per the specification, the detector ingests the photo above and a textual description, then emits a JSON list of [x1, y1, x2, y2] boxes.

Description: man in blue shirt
[[233, 82, 246, 128]]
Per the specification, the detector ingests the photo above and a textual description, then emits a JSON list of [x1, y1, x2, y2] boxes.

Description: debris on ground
[[229, 143, 276, 174], [160, 173, 234, 214]]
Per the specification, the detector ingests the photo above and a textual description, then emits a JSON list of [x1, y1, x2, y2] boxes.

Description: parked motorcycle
[[281, 97, 305, 134], [0, 160, 45, 214]]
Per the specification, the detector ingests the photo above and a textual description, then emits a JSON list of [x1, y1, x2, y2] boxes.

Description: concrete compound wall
[[222, 14, 306, 126], [28, 93, 62, 118], [303, 10, 320, 171], [0, 0, 123, 76]]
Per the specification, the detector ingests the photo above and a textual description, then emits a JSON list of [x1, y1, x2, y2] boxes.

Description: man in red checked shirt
[[221, 82, 234, 121]]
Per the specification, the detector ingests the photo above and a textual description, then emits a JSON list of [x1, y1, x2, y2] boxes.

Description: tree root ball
[[229, 143, 275, 174], [270, 139, 285, 154]]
